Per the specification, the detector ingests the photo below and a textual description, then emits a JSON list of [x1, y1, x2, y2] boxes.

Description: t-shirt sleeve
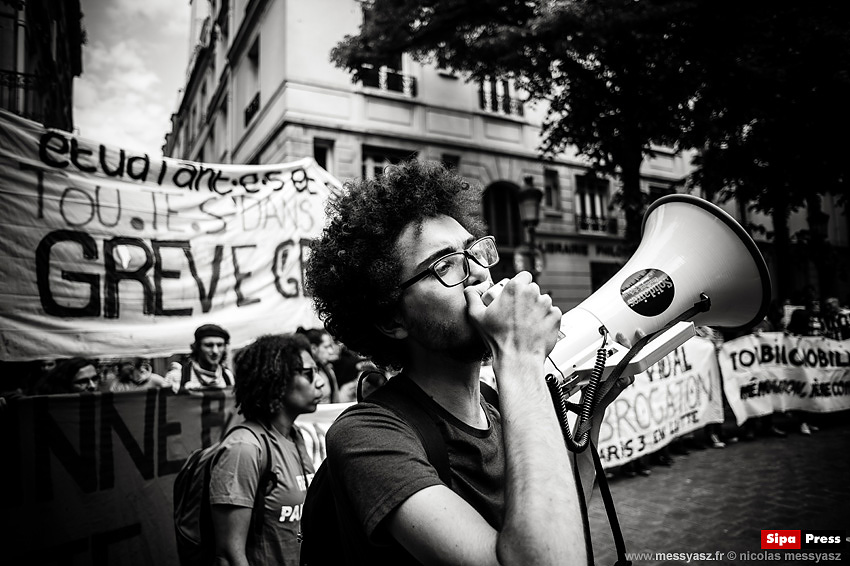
[[326, 404, 443, 541], [208, 429, 263, 508]]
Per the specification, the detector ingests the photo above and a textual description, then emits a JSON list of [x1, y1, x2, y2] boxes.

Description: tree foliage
[[332, 1, 850, 297], [682, 4, 850, 299], [332, 0, 706, 244]]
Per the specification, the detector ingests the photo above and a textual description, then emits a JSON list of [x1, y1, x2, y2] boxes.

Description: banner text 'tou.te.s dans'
[[0, 110, 342, 360]]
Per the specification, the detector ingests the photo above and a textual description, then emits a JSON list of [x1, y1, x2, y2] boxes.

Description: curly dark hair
[[35, 357, 96, 394], [232, 333, 312, 423], [305, 159, 484, 369]]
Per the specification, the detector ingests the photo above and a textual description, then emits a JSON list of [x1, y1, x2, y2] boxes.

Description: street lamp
[[518, 176, 544, 280]]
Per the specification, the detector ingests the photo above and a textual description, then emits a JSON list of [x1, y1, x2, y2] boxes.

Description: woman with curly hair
[[209, 333, 323, 566]]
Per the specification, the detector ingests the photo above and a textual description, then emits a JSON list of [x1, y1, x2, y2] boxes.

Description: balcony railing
[[360, 65, 417, 98], [0, 70, 47, 125], [478, 81, 524, 117], [480, 93, 524, 117], [576, 214, 618, 234], [244, 92, 259, 126]]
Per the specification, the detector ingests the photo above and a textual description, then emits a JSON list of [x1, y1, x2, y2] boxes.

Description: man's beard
[[406, 313, 490, 363]]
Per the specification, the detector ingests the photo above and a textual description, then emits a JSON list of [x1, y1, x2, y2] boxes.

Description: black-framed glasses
[[296, 367, 316, 383], [399, 236, 499, 290]]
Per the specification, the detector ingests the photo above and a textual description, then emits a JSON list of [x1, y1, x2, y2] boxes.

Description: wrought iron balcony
[[359, 65, 417, 98], [576, 214, 618, 234], [0, 70, 47, 125]]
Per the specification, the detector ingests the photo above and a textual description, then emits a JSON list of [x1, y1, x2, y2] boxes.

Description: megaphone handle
[[573, 293, 712, 438]]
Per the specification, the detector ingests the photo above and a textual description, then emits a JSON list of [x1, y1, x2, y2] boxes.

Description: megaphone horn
[[485, 194, 771, 453], [484, 194, 772, 390]]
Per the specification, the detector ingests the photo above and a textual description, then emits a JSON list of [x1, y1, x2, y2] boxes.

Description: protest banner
[[2, 338, 726, 564], [595, 336, 724, 468], [1, 390, 348, 566], [0, 110, 341, 361], [719, 332, 850, 425]]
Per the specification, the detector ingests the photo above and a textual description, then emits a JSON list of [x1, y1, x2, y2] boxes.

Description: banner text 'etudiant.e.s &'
[[0, 110, 342, 361]]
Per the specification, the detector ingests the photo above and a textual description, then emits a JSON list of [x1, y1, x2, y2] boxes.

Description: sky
[[73, 0, 192, 156]]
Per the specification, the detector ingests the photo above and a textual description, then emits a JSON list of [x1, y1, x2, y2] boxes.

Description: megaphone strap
[[590, 439, 632, 566]]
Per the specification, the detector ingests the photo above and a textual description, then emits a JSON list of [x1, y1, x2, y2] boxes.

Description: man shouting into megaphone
[[304, 159, 635, 566]]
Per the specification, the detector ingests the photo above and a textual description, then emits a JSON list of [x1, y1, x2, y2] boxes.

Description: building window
[[362, 146, 417, 179], [359, 56, 417, 97], [190, 105, 197, 144], [483, 184, 522, 248], [575, 174, 615, 234], [244, 38, 260, 126], [357, 10, 416, 97], [544, 168, 561, 210], [483, 183, 523, 282], [478, 77, 523, 117], [217, 100, 228, 161], [314, 139, 335, 174], [217, 0, 229, 39], [591, 262, 622, 292], [207, 125, 215, 161]]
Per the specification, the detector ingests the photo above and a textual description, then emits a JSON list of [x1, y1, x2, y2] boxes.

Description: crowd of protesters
[[608, 292, 850, 480], [0, 322, 391, 405], [0, 239, 847, 563]]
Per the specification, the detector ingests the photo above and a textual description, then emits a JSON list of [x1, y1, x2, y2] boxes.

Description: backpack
[[298, 377, 498, 566], [173, 422, 275, 566]]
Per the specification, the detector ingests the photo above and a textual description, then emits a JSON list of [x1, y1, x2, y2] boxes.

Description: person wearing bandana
[[167, 324, 235, 392]]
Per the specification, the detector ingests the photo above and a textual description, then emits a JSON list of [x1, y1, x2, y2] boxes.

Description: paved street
[[587, 411, 850, 565]]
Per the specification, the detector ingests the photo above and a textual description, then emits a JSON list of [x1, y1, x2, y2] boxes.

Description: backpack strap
[[219, 423, 275, 539], [480, 381, 500, 410], [365, 376, 452, 486], [180, 361, 192, 390]]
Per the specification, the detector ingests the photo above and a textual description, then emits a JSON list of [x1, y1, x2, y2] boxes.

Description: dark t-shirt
[[325, 375, 505, 563]]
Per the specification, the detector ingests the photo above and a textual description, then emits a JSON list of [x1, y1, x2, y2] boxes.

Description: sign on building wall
[[0, 110, 342, 361]]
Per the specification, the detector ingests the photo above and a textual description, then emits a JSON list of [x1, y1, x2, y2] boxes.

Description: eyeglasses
[[399, 236, 499, 290], [296, 367, 316, 383]]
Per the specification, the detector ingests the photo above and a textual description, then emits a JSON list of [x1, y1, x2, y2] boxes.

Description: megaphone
[[485, 194, 771, 395]]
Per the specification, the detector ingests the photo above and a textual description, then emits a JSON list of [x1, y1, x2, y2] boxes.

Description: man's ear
[[374, 309, 408, 340]]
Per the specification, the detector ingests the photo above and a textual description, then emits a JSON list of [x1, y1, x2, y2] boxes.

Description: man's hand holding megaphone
[[464, 271, 562, 363], [466, 273, 640, 435]]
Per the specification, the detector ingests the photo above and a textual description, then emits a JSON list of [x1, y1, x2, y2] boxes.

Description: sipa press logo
[[762, 530, 801, 549], [762, 530, 846, 550]]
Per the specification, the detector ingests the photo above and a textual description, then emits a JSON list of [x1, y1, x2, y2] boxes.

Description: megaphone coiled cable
[[545, 326, 609, 453]]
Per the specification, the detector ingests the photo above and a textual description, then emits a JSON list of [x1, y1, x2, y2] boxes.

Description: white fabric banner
[[595, 336, 724, 468], [0, 110, 341, 361], [719, 332, 850, 425]]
